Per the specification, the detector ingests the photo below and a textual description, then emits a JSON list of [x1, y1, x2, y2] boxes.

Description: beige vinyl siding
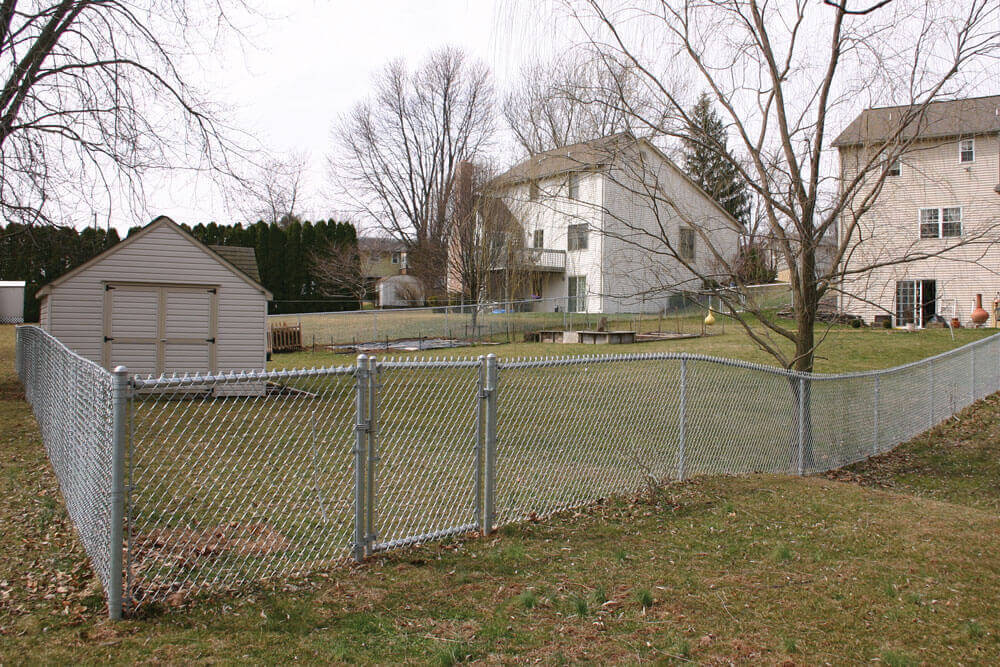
[[45, 222, 267, 374], [38, 295, 49, 328], [839, 132, 1000, 325]]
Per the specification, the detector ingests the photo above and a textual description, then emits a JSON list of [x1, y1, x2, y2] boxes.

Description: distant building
[[834, 95, 1000, 326], [475, 133, 742, 313], [0, 281, 25, 323]]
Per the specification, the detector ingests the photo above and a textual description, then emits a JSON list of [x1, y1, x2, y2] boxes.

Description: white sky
[[133, 0, 540, 234], [99, 0, 1000, 234]]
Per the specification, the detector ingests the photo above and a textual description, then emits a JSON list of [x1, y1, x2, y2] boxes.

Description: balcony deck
[[492, 248, 566, 272]]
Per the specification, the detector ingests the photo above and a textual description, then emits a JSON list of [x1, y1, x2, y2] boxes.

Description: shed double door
[[103, 283, 218, 377]]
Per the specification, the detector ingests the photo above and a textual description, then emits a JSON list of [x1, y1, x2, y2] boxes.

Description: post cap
[[112, 365, 128, 375]]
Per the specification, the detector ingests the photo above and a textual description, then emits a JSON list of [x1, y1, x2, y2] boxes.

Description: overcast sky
[[136, 0, 544, 234]]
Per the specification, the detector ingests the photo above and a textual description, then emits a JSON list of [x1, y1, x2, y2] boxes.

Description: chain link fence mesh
[[15, 325, 1000, 615], [15, 326, 116, 599], [126, 367, 356, 608]]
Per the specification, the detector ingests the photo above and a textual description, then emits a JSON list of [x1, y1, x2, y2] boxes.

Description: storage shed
[[0, 281, 25, 323], [36, 216, 272, 377]]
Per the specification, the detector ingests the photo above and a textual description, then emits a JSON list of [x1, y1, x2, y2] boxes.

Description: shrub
[[882, 318, 893, 329], [851, 318, 862, 329]]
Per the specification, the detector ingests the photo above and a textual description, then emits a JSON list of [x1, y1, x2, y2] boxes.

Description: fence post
[[483, 354, 498, 534], [365, 356, 378, 556], [677, 358, 688, 481], [353, 354, 369, 562], [797, 376, 805, 476], [971, 350, 976, 405], [475, 355, 486, 532], [109, 365, 129, 620], [873, 374, 880, 456]]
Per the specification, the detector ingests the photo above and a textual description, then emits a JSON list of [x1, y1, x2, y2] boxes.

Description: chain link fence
[[15, 325, 1000, 617], [268, 295, 716, 350], [14, 326, 119, 608]]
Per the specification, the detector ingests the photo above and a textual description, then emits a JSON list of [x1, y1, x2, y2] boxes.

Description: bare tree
[[332, 47, 495, 298], [502, 50, 668, 156], [309, 238, 376, 306], [239, 152, 308, 226], [0, 1, 252, 228], [447, 159, 534, 330], [517, 0, 1000, 374]]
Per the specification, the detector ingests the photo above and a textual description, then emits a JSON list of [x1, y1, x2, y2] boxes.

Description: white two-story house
[[835, 95, 1000, 327], [481, 133, 742, 314]]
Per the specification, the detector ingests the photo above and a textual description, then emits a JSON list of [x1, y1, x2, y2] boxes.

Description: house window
[[679, 227, 696, 261], [959, 138, 974, 163], [568, 275, 587, 312], [529, 181, 539, 201], [533, 229, 544, 249], [568, 173, 580, 200], [567, 223, 588, 251], [391, 252, 400, 264], [885, 158, 901, 177], [919, 207, 962, 239]]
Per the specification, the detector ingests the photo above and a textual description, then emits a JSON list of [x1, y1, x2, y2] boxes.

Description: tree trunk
[[791, 244, 818, 471]]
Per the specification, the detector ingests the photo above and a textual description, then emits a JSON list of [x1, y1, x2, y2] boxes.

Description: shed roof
[[0, 281, 26, 287], [831, 95, 1000, 148], [36, 216, 272, 299], [209, 245, 261, 282]]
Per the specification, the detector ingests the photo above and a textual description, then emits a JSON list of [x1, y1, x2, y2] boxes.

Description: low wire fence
[[267, 295, 723, 350], [15, 324, 1000, 618]]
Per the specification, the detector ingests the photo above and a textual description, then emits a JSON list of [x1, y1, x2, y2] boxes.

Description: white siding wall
[[505, 171, 605, 312], [45, 222, 268, 373], [840, 133, 1000, 325], [601, 144, 742, 313]]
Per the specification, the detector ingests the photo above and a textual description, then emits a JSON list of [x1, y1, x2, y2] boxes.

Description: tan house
[[358, 237, 407, 280], [835, 95, 1000, 326], [37, 216, 271, 377]]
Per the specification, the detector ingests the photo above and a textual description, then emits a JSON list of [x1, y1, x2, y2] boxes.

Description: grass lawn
[[3, 323, 1000, 662], [271, 315, 996, 374]]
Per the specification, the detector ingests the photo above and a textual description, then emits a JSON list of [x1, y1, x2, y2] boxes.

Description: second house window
[[568, 275, 587, 312], [679, 227, 696, 261], [919, 207, 962, 239], [567, 223, 588, 250]]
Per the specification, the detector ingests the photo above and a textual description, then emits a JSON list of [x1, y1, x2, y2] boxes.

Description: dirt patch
[[133, 522, 291, 565]]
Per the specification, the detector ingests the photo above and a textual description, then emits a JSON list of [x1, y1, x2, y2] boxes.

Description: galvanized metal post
[[109, 365, 129, 620], [928, 360, 935, 430], [797, 376, 805, 476], [971, 351, 977, 404], [483, 354, 498, 534], [677, 358, 687, 481], [365, 356, 378, 556], [353, 354, 369, 562], [474, 356, 486, 532], [872, 374, 880, 456]]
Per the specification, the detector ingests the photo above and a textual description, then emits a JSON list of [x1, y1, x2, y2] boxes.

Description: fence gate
[[352, 356, 491, 558]]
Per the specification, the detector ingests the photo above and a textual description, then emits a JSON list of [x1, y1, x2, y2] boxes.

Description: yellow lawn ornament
[[704, 310, 716, 326]]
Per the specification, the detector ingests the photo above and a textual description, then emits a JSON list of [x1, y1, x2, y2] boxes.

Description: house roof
[[358, 236, 406, 254], [831, 95, 1000, 148], [490, 132, 635, 187], [489, 132, 743, 231], [37, 216, 272, 299], [209, 245, 261, 283]]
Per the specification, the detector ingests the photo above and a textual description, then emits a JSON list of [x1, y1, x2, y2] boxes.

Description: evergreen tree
[[682, 93, 750, 227]]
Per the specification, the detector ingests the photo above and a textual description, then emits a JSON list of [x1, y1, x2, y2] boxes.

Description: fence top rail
[[495, 333, 999, 380], [131, 363, 356, 389], [16, 325, 112, 379]]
